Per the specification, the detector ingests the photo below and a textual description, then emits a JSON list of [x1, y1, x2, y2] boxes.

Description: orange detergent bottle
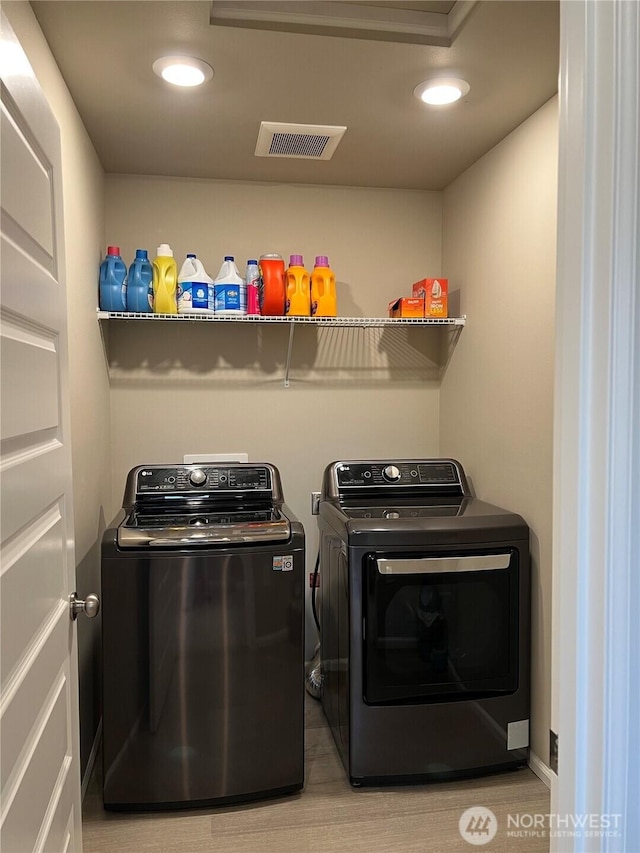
[[310, 255, 337, 317], [285, 254, 311, 316], [259, 253, 286, 316]]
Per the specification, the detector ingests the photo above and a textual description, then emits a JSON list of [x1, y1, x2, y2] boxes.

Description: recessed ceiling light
[[414, 78, 470, 106], [152, 56, 214, 88]]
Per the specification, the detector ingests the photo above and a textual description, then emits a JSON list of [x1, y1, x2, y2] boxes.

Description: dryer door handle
[[376, 554, 511, 574]]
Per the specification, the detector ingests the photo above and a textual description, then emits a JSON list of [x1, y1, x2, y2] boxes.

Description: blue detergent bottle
[[99, 245, 127, 311], [126, 249, 153, 312]]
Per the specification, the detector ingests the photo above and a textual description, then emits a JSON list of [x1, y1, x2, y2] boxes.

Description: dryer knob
[[189, 468, 207, 486], [383, 465, 401, 482]]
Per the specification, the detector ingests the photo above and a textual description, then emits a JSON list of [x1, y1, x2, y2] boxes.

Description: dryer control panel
[[322, 459, 470, 499]]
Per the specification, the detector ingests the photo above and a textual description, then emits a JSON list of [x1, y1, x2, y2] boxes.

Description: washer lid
[[117, 506, 291, 548]]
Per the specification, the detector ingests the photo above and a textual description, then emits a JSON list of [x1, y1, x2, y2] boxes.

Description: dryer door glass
[[362, 549, 520, 704]]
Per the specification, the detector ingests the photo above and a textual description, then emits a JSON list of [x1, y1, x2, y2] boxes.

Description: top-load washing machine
[[317, 458, 530, 786], [101, 462, 305, 809]]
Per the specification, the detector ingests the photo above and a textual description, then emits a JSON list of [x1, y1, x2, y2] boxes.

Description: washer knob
[[383, 465, 401, 482], [189, 468, 207, 486]]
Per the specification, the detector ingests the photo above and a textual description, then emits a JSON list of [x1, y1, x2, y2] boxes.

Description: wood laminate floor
[[83, 697, 551, 853]]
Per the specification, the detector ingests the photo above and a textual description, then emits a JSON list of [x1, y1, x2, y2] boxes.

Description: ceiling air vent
[[255, 121, 347, 160]]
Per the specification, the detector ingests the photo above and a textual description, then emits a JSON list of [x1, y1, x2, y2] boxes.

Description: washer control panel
[[135, 465, 272, 494], [335, 461, 460, 488]]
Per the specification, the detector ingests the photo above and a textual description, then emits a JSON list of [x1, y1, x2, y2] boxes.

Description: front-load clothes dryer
[[317, 458, 530, 786], [101, 462, 305, 810]]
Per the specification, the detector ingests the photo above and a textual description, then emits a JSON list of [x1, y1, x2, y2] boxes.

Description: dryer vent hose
[[305, 552, 323, 699], [305, 643, 323, 700]]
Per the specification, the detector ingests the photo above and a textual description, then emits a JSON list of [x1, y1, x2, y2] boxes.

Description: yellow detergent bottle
[[153, 243, 178, 314], [285, 254, 311, 316], [310, 255, 337, 317]]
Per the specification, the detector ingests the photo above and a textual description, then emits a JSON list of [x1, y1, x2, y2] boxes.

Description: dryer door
[[362, 549, 520, 705]]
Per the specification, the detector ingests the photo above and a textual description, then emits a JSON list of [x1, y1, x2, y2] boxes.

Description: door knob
[[69, 592, 100, 620]]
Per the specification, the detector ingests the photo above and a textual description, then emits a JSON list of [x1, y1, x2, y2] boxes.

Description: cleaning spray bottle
[[153, 243, 178, 314]]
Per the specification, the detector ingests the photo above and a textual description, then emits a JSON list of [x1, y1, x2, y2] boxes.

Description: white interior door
[[1, 11, 83, 853], [552, 2, 640, 850]]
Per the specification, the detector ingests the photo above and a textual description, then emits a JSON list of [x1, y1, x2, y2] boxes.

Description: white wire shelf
[[97, 311, 465, 327], [97, 310, 466, 386]]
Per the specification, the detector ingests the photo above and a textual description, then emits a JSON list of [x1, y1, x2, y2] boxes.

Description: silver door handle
[[376, 554, 511, 574], [69, 592, 100, 620]]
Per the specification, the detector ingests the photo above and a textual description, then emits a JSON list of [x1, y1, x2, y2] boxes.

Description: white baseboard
[[528, 749, 552, 789], [81, 719, 102, 802]]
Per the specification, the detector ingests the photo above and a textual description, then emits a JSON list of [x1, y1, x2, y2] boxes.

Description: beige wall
[[4, 1, 108, 775], [105, 176, 444, 650], [440, 97, 558, 763]]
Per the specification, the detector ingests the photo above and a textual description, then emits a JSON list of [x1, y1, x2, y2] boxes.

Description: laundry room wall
[[3, 2, 109, 779], [105, 175, 444, 651], [5, 0, 559, 791], [439, 97, 558, 770]]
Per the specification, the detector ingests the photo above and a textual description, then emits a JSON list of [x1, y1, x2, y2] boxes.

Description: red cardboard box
[[412, 278, 448, 317], [388, 297, 425, 318]]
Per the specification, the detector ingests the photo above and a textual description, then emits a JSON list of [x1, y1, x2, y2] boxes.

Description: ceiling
[[31, 0, 559, 191]]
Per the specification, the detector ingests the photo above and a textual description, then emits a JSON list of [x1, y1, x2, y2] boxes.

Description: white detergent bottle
[[177, 253, 214, 313], [214, 256, 246, 315]]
